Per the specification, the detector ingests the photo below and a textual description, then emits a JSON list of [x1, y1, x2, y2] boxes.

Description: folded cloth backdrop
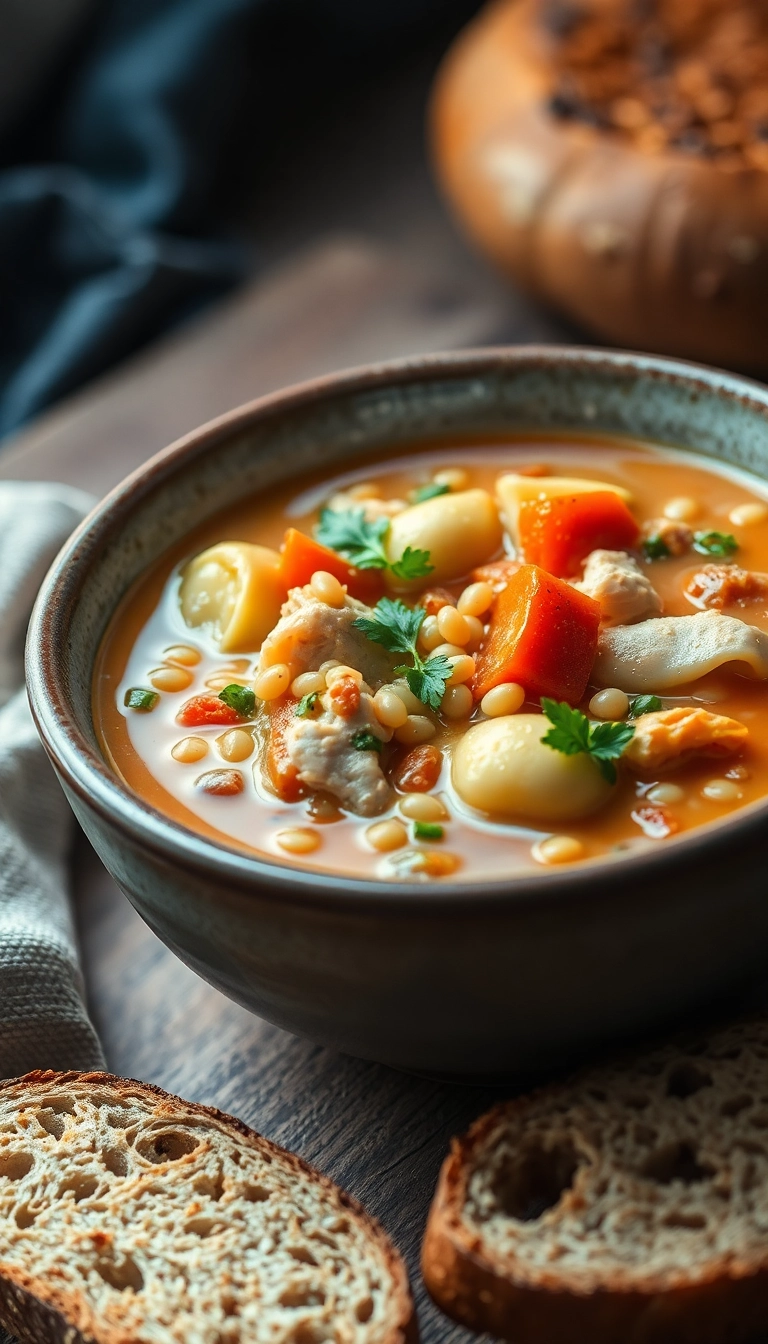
[[0, 0, 479, 440]]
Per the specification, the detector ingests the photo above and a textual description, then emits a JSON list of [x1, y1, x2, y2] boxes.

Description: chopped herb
[[315, 506, 433, 581], [351, 730, 383, 752], [353, 597, 452, 710], [541, 698, 635, 785], [413, 820, 444, 841], [295, 691, 320, 717], [124, 687, 159, 712], [629, 694, 663, 718], [218, 684, 256, 719], [411, 482, 450, 503], [642, 534, 671, 561], [693, 530, 738, 557]]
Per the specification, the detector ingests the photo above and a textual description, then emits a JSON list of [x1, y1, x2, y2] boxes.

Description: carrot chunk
[[472, 564, 600, 704], [266, 695, 305, 802], [279, 528, 384, 603], [176, 694, 242, 727], [518, 492, 640, 577]]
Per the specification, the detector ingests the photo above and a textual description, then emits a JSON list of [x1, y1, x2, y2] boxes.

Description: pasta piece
[[496, 473, 631, 538], [576, 549, 662, 626], [179, 542, 285, 652], [624, 707, 748, 773], [593, 611, 768, 691]]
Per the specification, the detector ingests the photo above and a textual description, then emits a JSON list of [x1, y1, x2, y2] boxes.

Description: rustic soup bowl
[[26, 349, 768, 1078]]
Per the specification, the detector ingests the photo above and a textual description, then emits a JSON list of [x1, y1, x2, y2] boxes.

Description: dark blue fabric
[[0, 0, 475, 440]]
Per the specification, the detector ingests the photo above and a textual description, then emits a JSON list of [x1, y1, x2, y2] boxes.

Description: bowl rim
[[26, 343, 768, 914]]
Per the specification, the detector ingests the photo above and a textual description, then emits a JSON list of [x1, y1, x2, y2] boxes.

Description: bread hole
[[662, 1210, 707, 1230], [492, 1139, 582, 1222], [640, 1142, 712, 1185], [279, 1283, 326, 1309], [106, 1110, 135, 1130], [38, 1095, 75, 1115], [622, 1093, 650, 1111], [135, 1130, 200, 1164], [243, 1183, 270, 1203], [186, 1217, 215, 1238], [752, 1111, 768, 1129], [61, 1174, 99, 1202], [36, 1110, 67, 1140], [0, 1151, 33, 1181], [95, 1253, 144, 1293], [633, 1124, 658, 1147], [666, 1064, 713, 1100], [14, 1204, 35, 1229], [288, 1245, 318, 1266], [221, 1294, 238, 1317], [741, 1160, 760, 1192], [102, 1148, 128, 1177], [192, 1168, 225, 1201], [355, 1296, 374, 1323], [737, 1139, 766, 1156], [721, 1094, 753, 1118]]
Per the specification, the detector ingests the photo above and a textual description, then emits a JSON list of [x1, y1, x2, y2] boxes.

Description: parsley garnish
[[541, 698, 635, 784], [124, 687, 158, 712], [218, 684, 256, 719], [642, 534, 671, 561], [413, 820, 444, 841], [693, 530, 738, 557], [315, 507, 433, 581], [351, 730, 383, 752], [411, 482, 450, 503], [295, 691, 320, 717], [629, 694, 662, 718], [353, 597, 452, 710]]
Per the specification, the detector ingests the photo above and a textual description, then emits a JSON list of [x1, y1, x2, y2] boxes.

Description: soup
[[93, 435, 768, 882]]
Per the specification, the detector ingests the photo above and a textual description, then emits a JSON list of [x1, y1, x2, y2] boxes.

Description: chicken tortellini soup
[[94, 437, 768, 881]]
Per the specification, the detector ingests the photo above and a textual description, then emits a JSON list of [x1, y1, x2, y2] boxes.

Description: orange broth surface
[[93, 435, 768, 881]]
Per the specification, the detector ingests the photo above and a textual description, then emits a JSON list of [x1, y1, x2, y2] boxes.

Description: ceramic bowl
[[26, 348, 768, 1078]]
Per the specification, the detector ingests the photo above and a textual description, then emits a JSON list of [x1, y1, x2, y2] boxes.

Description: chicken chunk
[[593, 611, 768, 691], [624, 706, 748, 773], [684, 563, 768, 611], [327, 491, 406, 521], [576, 549, 662, 626], [283, 688, 391, 816], [258, 588, 395, 688], [641, 517, 693, 557]]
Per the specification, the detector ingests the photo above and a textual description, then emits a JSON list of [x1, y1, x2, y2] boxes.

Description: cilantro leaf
[[218, 684, 256, 719], [629, 694, 662, 718], [295, 691, 320, 717], [390, 546, 433, 581], [351, 730, 383, 752], [693, 530, 738, 557], [354, 599, 451, 710], [315, 507, 389, 570], [642, 534, 671, 561], [411, 482, 450, 503], [541, 698, 634, 784]]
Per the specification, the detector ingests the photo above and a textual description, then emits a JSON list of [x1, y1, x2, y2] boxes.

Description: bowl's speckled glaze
[[25, 348, 768, 1077]]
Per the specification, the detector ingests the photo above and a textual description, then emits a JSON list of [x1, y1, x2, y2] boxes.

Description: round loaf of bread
[[431, 0, 768, 370]]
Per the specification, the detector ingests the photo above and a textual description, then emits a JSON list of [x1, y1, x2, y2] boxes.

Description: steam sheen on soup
[[93, 436, 768, 881]]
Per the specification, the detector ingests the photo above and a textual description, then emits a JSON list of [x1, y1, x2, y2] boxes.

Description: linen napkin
[[0, 482, 104, 1079]]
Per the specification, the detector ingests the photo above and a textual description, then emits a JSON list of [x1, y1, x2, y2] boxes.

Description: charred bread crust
[[0, 1071, 417, 1344], [422, 1093, 768, 1344], [431, 0, 768, 372]]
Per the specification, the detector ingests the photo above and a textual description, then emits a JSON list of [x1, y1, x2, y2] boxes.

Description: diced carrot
[[517, 492, 640, 577], [176, 694, 242, 728], [471, 559, 521, 593], [266, 695, 305, 802], [279, 528, 384, 603], [472, 564, 600, 704]]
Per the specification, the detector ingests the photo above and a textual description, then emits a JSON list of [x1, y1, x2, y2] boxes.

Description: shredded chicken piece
[[284, 689, 391, 816], [258, 589, 394, 688], [625, 707, 748, 773], [685, 563, 768, 610], [327, 491, 406, 521], [641, 517, 693, 556], [576, 549, 662, 626], [593, 611, 768, 691]]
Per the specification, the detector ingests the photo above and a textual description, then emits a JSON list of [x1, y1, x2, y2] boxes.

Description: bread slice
[[423, 1016, 768, 1344], [0, 1071, 415, 1344]]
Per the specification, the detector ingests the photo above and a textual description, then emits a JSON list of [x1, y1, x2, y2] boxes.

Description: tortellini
[[452, 714, 613, 822], [593, 611, 768, 692], [386, 488, 502, 586], [496, 473, 632, 538], [179, 542, 285, 652]]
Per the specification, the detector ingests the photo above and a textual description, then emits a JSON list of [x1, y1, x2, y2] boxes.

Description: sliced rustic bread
[[0, 1071, 415, 1344], [423, 1016, 768, 1344]]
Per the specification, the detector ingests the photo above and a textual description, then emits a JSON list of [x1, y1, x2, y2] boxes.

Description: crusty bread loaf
[[423, 1016, 768, 1344], [0, 1071, 415, 1344]]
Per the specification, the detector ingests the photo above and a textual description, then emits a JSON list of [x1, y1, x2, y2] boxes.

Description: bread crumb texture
[[0, 1072, 413, 1344], [460, 1019, 768, 1291]]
